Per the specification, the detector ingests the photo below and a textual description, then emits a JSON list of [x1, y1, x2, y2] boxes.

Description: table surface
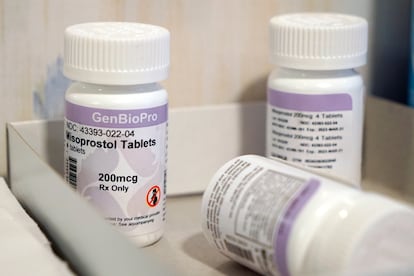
[[142, 195, 257, 275]]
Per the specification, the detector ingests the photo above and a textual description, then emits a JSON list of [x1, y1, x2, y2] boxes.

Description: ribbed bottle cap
[[269, 13, 368, 70], [64, 22, 170, 85]]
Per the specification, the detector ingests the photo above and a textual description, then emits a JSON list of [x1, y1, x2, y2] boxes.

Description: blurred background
[[0, 0, 411, 176]]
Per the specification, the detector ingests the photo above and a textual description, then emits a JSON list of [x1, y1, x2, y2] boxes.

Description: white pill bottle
[[201, 155, 414, 276], [63, 22, 169, 246], [266, 13, 368, 186]]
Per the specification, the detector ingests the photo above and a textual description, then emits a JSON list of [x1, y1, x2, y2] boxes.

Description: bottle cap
[[64, 22, 170, 85], [269, 13, 368, 70], [307, 194, 414, 274]]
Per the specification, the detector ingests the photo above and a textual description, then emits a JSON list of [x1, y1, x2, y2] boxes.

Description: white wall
[[0, 0, 374, 176]]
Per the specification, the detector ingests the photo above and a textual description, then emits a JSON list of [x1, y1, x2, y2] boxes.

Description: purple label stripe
[[65, 101, 168, 128], [274, 179, 320, 276], [268, 89, 352, 112]]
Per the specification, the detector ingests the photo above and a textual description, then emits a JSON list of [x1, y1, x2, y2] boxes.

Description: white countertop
[[144, 195, 258, 275]]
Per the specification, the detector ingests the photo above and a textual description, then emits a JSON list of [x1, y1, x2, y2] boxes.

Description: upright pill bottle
[[63, 22, 169, 246], [267, 13, 368, 186], [201, 155, 414, 276]]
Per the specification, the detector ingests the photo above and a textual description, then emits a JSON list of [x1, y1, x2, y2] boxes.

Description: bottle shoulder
[[268, 67, 362, 78], [268, 68, 363, 94], [65, 82, 168, 109]]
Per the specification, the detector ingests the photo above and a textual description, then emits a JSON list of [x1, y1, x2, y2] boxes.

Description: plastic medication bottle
[[201, 155, 414, 276], [266, 13, 368, 187], [63, 22, 169, 247]]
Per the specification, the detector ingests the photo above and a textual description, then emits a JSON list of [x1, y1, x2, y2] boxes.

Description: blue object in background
[[33, 56, 71, 119], [372, 0, 411, 105], [409, 2, 414, 106]]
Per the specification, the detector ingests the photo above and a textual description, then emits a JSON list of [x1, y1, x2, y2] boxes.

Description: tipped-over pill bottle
[[201, 155, 414, 276], [63, 22, 169, 247], [267, 13, 368, 186]]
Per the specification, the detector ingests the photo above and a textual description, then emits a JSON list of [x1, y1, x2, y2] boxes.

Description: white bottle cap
[[269, 13, 368, 70], [64, 22, 170, 85], [306, 194, 414, 275]]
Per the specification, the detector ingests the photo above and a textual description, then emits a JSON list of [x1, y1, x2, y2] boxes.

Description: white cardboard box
[[7, 97, 414, 275]]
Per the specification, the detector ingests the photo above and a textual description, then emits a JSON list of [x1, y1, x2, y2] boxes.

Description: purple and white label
[[267, 89, 355, 183], [274, 179, 320, 276], [66, 101, 168, 128], [268, 89, 352, 112], [64, 101, 167, 237], [202, 158, 320, 276]]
